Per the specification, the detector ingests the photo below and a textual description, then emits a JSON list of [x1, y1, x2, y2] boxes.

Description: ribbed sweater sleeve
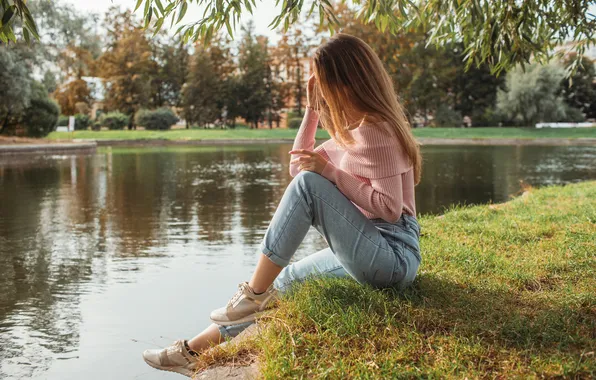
[[320, 123, 411, 223], [289, 108, 330, 177], [321, 163, 404, 223]]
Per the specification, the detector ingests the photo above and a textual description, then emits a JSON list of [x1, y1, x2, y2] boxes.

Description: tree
[[182, 32, 236, 128], [96, 8, 157, 129], [497, 62, 577, 126], [53, 45, 94, 115], [272, 28, 313, 115], [0, 46, 31, 134], [182, 46, 221, 127], [42, 70, 57, 93], [0, 49, 59, 137], [0, 1, 101, 118], [53, 79, 92, 116], [6, 0, 595, 74], [561, 54, 596, 120], [447, 44, 505, 126], [405, 40, 458, 126], [12, 1, 102, 83], [264, 60, 287, 128], [150, 37, 189, 108], [21, 81, 60, 137], [237, 24, 271, 129]]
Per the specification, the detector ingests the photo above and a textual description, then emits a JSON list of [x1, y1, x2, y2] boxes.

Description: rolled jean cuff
[[218, 321, 255, 339], [260, 241, 290, 267]]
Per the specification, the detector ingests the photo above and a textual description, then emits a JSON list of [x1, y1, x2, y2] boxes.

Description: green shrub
[[288, 118, 302, 129], [57, 115, 69, 127], [287, 110, 304, 120], [100, 112, 129, 130], [134, 108, 179, 130], [471, 107, 507, 127], [74, 114, 91, 130], [434, 105, 462, 128], [92, 121, 101, 131], [22, 98, 60, 137], [562, 106, 586, 122]]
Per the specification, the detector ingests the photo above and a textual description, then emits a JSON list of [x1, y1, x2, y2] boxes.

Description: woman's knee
[[291, 170, 329, 193]]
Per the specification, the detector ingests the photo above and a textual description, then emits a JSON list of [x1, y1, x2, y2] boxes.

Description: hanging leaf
[[153, 17, 164, 35], [177, 2, 188, 24], [134, 0, 144, 12], [1, 5, 15, 27], [225, 17, 234, 38], [144, 0, 152, 18], [145, 7, 153, 28], [155, 0, 165, 15]]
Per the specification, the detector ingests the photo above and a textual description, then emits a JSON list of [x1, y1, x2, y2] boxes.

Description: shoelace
[[227, 282, 249, 307], [167, 341, 182, 356]]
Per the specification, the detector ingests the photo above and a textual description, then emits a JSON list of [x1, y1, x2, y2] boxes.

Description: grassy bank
[[201, 181, 596, 378], [47, 126, 596, 141]]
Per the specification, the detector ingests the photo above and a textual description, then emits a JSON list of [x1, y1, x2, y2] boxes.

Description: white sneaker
[[142, 339, 199, 377], [210, 282, 277, 326]]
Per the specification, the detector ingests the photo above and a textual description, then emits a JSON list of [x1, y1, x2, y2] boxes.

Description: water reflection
[[0, 144, 595, 379]]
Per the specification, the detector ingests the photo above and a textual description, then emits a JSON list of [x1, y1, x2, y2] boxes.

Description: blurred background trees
[[0, 0, 595, 137]]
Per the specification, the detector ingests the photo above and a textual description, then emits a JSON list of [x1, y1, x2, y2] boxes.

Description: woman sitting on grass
[[142, 33, 422, 376]]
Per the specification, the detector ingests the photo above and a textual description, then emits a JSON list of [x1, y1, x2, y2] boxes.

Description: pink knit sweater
[[290, 108, 416, 223]]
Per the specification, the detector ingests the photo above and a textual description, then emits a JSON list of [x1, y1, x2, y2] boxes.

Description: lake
[[1, 144, 595, 379]]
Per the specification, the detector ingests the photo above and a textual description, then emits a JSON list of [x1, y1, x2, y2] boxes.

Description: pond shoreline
[[1, 137, 594, 155], [0, 141, 97, 155], [91, 137, 596, 147]]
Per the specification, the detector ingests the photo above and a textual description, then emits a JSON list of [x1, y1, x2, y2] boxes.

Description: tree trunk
[[1, 112, 11, 135]]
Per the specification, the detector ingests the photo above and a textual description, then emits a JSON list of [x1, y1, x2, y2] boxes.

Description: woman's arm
[[289, 108, 331, 177], [321, 162, 404, 223]]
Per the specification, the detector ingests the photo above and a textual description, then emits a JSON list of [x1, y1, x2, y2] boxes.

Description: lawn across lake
[[196, 181, 596, 378], [47, 126, 596, 141]]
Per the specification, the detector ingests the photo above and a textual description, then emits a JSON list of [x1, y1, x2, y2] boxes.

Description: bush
[[434, 105, 462, 128], [562, 106, 586, 122], [22, 98, 60, 137], [92, 121, 101, 131], [287, 110, 304, 120], [134, 108, 179, 130], [57, 115, 69, 127], [288, 118, 302, 129], [100, 112, 129, 130], [74, 114, 91, 130]]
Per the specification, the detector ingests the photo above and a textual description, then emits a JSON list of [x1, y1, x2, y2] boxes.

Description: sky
[[65, 0, 285, 44]]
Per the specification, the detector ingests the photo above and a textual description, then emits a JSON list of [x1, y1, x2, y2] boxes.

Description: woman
[[142, 33, 422, 377]]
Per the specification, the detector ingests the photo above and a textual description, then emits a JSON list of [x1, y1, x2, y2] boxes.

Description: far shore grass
[[47, 126, 596, 141], [199, 181, 596, 378]]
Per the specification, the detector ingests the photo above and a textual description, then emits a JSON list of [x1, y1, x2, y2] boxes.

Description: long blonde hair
[[312, 33, 422, 184]]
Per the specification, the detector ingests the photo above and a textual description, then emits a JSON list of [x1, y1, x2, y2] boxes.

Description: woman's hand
[[306, 73, 316, 109], [289, 149, 327, 174]]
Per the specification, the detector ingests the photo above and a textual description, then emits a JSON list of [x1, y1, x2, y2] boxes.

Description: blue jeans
[[219, 171, 421, 338]]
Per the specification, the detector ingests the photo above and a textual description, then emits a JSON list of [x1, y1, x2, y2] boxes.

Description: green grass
[[47, 128, 331, 140], [47, 126, 596, 141], [413, 126, 596, 139], [204, 181, 596, 378]]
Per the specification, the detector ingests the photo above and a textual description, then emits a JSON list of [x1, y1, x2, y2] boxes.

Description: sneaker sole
[[210, 310, 268, 326], [143, 355, 195, 377]]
